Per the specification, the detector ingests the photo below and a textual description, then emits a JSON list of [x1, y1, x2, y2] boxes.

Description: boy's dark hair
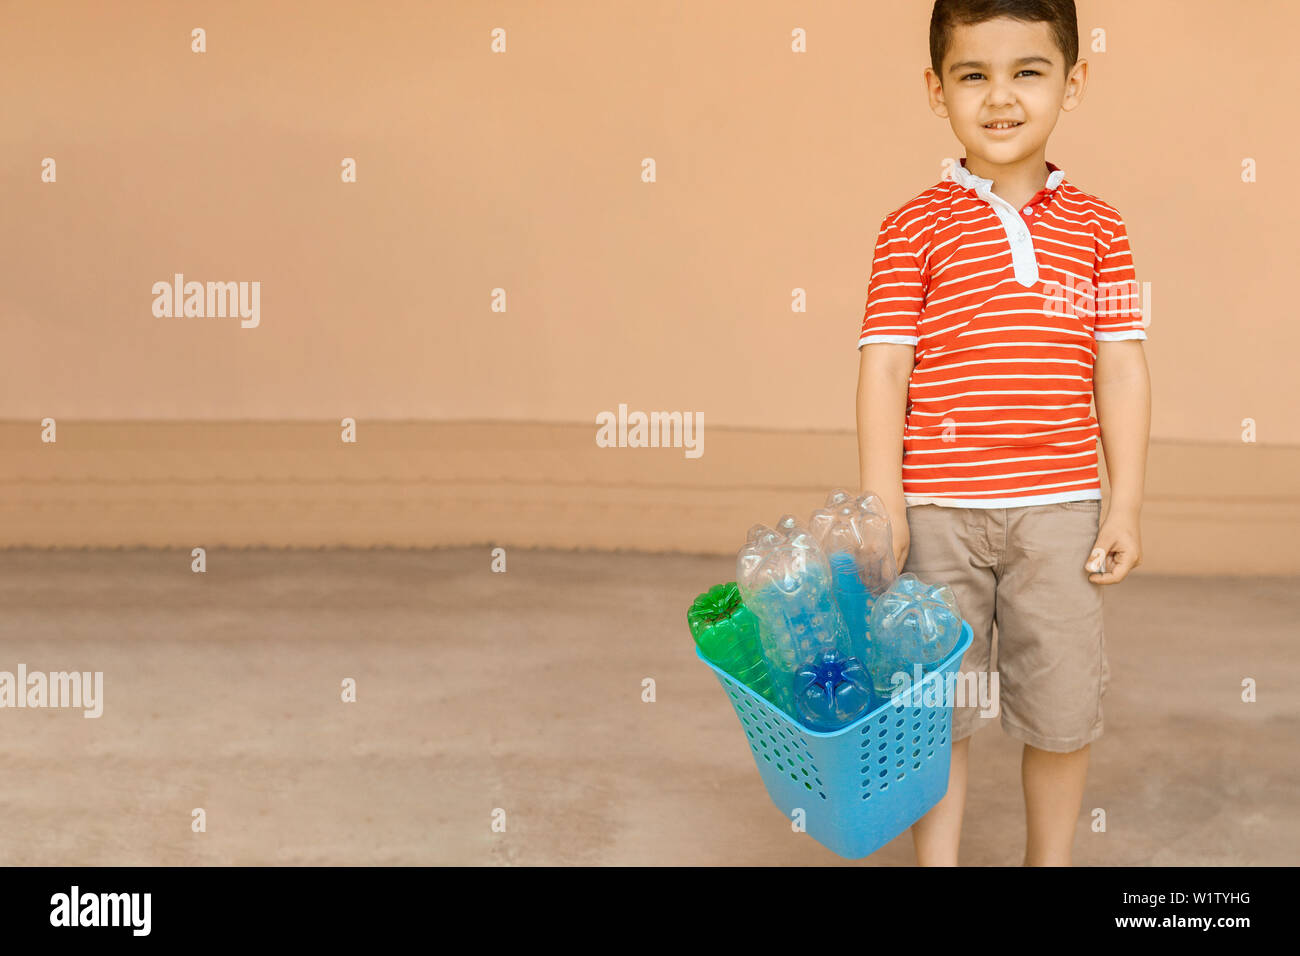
[[930, 0, 1079, 80]]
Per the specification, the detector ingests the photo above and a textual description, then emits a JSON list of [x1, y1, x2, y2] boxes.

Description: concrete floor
[[0, 548, 1295, 865]]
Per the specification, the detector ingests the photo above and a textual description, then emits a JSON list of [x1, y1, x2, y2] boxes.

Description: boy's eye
[[961, 70, 1041, 81]]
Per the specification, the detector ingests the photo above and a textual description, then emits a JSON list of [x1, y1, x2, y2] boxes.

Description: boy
[[856, 0, 1151, 865]]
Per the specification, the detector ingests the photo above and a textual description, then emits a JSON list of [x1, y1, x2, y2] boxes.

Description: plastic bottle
[[827, 550, 874, 665], [794, 649, 874, 731], [687, 582, 778, 705], [865, 572, 963, 698], [736, 515, 851, 715], [809, 488, 899, 665]]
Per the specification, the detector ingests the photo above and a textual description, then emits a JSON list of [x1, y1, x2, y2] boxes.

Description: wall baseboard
[[2, 422, 1295, 574]]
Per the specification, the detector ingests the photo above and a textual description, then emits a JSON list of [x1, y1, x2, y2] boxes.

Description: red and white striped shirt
[[858, 158, 1146, 509]]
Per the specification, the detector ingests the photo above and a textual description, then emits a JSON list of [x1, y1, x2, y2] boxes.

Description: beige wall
[[3, 422, 1298, 573], [2, 2, 1296, 563], [2, 0, 1296, 439]]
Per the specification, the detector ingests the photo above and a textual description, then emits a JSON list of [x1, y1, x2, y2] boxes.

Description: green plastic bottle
[[688, 582, 778, 705]]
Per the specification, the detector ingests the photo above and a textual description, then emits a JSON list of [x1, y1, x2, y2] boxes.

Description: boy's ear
[[1062, 58, 1089, 112], [925, 67, 950, 118]]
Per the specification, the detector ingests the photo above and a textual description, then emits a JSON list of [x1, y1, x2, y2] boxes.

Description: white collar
[[946, 159, 1064, 289], [950, 159, 1065, 195]]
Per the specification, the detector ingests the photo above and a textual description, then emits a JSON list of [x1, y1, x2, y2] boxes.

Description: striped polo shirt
[[858, 158, 1147, 509]]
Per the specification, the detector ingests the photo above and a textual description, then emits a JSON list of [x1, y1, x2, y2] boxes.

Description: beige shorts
[[902, 500, 1109, 753]]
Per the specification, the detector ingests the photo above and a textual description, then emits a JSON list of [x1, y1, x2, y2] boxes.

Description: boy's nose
[[986, 85, 1017, 107]]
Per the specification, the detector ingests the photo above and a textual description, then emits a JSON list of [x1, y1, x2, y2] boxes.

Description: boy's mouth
[[983, 120, 1024, 130]]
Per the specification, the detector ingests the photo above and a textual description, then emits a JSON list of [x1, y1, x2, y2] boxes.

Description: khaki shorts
[[902, 500, 1108, 753]]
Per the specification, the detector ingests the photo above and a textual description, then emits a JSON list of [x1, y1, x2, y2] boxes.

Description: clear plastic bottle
[[865, 572, 963, 697], [808, 489, 899, 664], [736, 515, 851, 715]]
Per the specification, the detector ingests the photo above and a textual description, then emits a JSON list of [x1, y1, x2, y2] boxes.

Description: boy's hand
[[1085, 513, 1142, 584], [890, 502, 910, 572]]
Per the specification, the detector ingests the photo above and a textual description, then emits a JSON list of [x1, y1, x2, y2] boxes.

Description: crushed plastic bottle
[[736, 515, 851, 715], [794, 649, 874, 731], [865, 572, 963, 697], [809, 489, 898, 664]]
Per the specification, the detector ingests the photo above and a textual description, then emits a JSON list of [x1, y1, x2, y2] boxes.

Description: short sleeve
[[858, 212, 925, 349], [1093, 212, 1147, 341]]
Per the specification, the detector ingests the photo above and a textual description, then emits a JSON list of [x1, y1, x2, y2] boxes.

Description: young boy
[[856, 0, 1152, 865]]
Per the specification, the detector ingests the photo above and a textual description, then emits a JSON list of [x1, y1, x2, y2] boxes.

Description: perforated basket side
[[713, 671, 831, 803], [700, 620, 974, 859]]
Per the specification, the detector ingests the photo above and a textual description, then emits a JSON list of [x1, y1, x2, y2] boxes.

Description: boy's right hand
[[890, 502, 911, 572]]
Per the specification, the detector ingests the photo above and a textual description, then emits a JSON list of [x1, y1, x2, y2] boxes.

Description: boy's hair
[[930, 0, 1079, 80]]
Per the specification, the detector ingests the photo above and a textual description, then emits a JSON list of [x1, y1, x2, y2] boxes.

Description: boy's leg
[[901, 505, 997, 866], [997, 501, 1108, 866], [1022, 742, 1090, 865], [911, 735, 970, 866]]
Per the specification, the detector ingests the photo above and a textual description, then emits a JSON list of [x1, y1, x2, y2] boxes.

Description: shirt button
[[1023, 207, 1034, 215]]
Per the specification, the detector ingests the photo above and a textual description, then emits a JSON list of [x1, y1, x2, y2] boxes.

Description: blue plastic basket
[[698, 620, 974, 859]]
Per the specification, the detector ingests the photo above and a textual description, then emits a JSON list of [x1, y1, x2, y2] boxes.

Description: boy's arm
[[857, 208, 924, 567], [1089, 338, 1151, 583], [857, 343, 915, 569]]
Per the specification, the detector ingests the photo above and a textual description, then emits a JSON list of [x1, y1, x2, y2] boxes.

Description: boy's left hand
[[1085, 516, 1142, 584]]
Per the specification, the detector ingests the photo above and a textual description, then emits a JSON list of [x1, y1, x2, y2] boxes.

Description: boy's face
[[927, 16, 1085, 167]]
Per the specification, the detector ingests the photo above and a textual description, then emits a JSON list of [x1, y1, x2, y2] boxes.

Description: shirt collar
[[951, 157, 1065, 199]]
